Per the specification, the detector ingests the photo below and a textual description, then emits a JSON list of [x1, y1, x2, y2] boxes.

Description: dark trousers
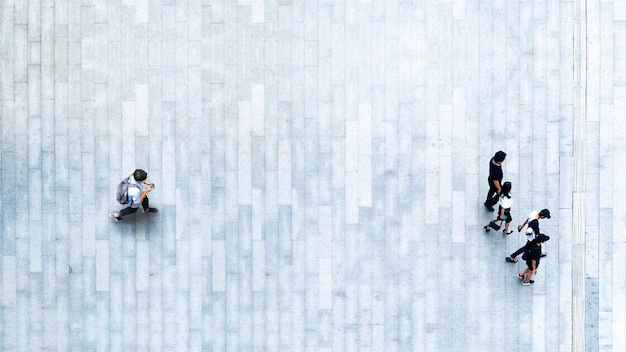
[[511, 240, 533, 259], [119, 197, 150, 216], [485, 180, 500, 207]]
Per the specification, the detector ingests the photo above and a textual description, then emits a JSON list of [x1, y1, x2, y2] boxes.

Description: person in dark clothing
[[506, 208, 551, 262], [484, 150, 506, 211], [517, 234, 550, 285]]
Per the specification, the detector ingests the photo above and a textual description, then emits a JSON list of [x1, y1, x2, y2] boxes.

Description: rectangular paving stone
[[615, 24, 626, 85], [612, 294, 626, 351], [95, 240, 109, 292], [38, 249, 54, 296]]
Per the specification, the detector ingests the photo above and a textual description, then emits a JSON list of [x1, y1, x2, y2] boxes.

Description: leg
[[485, 189, 495, 204], [511, 241, 533, 259], [518, 268, 530, 280], [510, 242, 528, 259], [141, 196, 158, 213], [503, 210, 512, 233], [488, 193, 499, 207], [110, 206, 139, 221], [119, 206, 139, 217], [523, 269, 534, 284], [521, 261, 536, 285], [484, 181, 498, 210]]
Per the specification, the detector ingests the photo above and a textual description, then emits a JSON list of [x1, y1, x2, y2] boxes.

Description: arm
[[493, 180, 501, 194], [517, 218, 528, 232], [525, 228, 535, 240], [139, 181, 155, 203], [528, 220, 540, 236]]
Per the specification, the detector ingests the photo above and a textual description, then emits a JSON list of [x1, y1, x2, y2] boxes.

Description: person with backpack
[[484, 150, 506, 211], [109, 169, 158, 222], [483, 181, 513, 234], [517, 234, 550, 286]]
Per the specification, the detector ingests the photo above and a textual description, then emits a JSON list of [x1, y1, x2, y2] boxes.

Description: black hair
[[134, 169, 148, 182], [539, 209, 551, 219], [501, 181, 512, 198], [493, 150, 507, 162]]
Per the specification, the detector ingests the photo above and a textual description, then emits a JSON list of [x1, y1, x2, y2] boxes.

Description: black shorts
[[504, 209, 512, 223], [498, 207, 513, 223], [526, 259, 540, 271]]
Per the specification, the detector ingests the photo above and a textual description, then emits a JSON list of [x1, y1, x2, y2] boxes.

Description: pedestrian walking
[[483, 181, 513, 234], [517, 208, 551, 232], [109, 169, 158, 222], [484, 150, 506, 211], [506, 208, 550, 263], [517, 234, 550, 286]]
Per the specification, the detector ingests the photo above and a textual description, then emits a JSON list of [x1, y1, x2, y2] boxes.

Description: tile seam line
[[572, 0, 587, 352]]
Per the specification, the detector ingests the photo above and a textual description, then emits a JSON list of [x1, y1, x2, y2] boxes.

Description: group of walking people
[[110, 158, 554, 287], [482, 151, 552, 286]]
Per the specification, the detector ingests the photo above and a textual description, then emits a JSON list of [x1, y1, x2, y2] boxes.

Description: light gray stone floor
[[1, 0, 624, 351]]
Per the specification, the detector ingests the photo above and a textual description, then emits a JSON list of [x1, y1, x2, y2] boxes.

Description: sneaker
[[522, 280, 533, 286], [142, 208, 159, 214], [517, 273, 525, 280], [109, 213, 122, 222], [484, 202, 494, 211], [541, 252, 547, 257]]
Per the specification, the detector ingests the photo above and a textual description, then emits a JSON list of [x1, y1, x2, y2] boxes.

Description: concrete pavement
[[1, 0, 624, 351]]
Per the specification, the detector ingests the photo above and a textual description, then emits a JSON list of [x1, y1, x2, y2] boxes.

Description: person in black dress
[[517, 234, 550, 286]]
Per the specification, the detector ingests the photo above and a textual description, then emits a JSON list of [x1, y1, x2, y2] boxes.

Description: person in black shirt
[[517, 234, 550, 286], [506, 208, 551, 263], [484, 150, 506, 211]]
